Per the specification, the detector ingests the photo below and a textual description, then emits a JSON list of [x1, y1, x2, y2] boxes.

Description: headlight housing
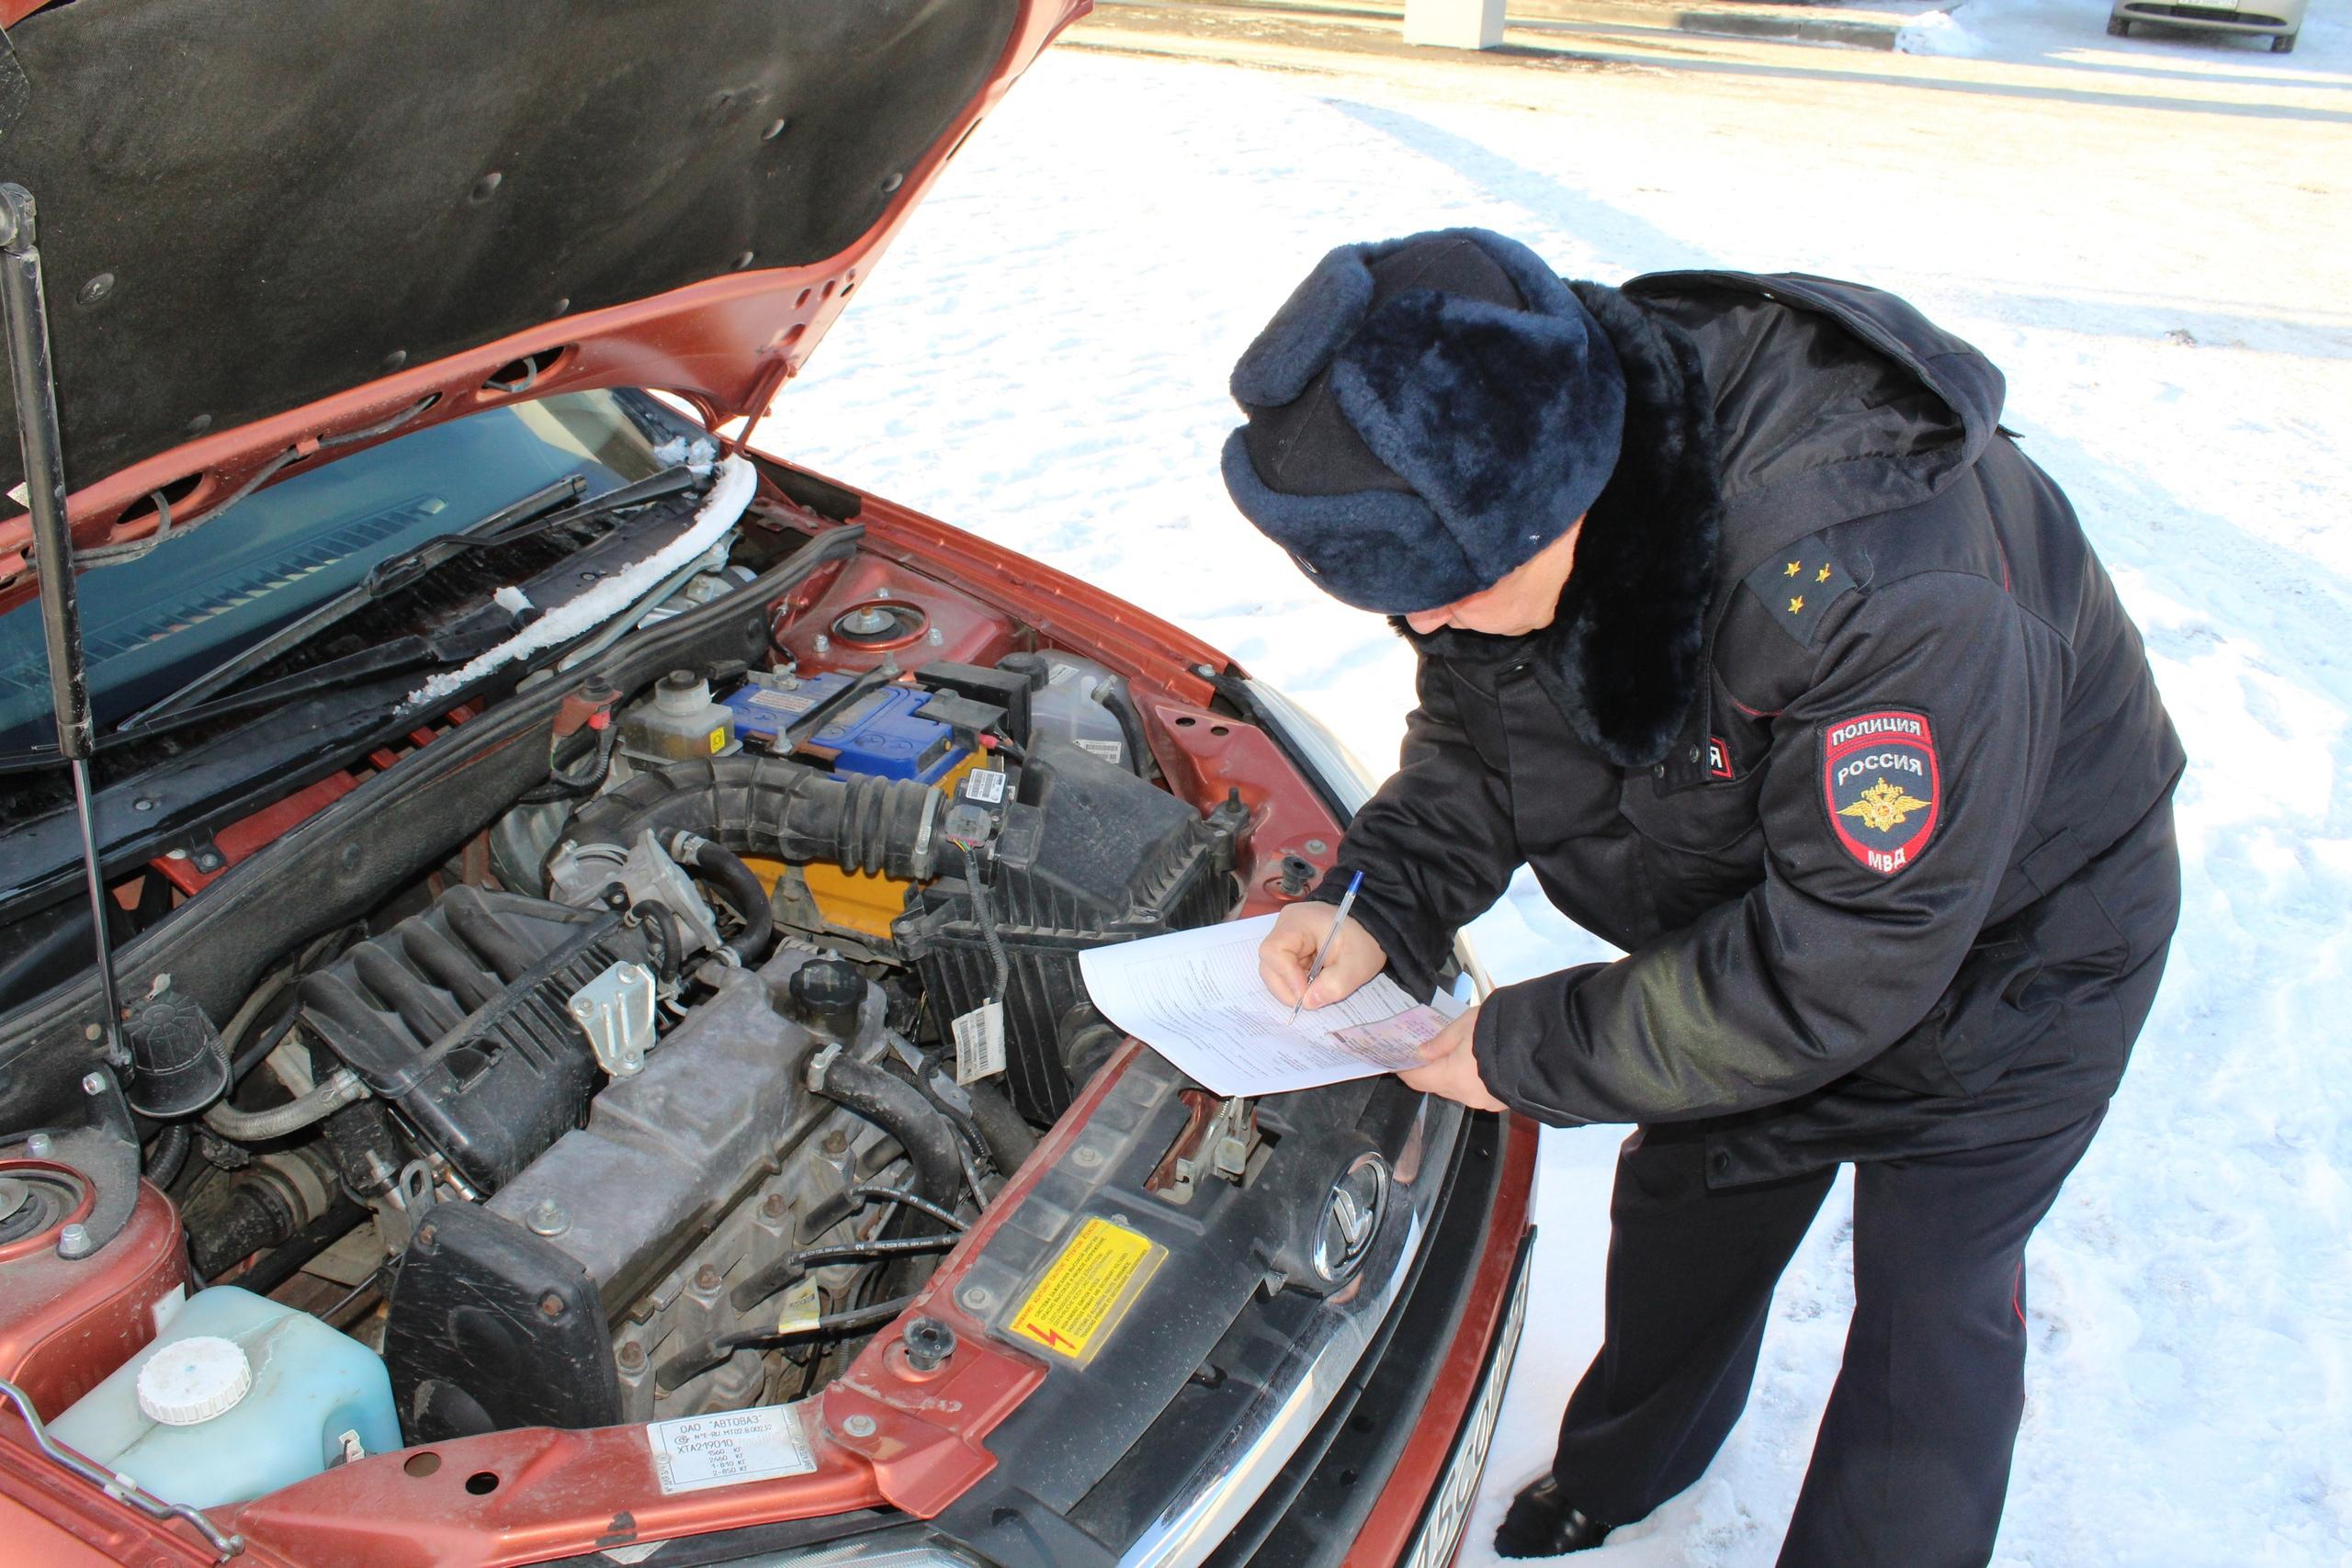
[[1240, 678, 1382, 815]]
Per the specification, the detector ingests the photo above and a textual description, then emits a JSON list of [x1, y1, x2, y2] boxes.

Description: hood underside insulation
[[0, 0, 1017, 496]]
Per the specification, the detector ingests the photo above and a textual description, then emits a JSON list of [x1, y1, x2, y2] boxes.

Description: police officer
[[1230, 230, 2183, 1566]]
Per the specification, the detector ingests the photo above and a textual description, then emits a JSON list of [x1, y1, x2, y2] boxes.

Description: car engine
[[145, 645, 1247, 1444]]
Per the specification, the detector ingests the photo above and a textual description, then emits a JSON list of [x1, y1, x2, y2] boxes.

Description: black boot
[[1493, 1474, 1612, 1558]]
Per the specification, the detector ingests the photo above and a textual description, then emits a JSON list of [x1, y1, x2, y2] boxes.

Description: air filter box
[[896, 740, 1246, 1122]]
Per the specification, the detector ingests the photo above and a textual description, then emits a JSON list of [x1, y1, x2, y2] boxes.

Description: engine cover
[[300, 886, 646, 1194], [381, 948, 883, 1440]]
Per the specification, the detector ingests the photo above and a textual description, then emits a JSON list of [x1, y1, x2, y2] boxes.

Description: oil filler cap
[[136, 1336, 253, 1426], [786, 959, 865, 1042]]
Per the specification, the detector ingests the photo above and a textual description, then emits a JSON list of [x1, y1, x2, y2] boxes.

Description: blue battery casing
[[724, 673, 970, 784]]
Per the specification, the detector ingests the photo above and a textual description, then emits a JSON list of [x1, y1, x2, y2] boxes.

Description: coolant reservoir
[[48, 1285, 400, 1509], [1002, 651, 1143, 773]]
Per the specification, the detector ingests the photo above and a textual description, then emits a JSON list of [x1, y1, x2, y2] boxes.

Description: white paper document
[[1078, 913, 1466, 1096]]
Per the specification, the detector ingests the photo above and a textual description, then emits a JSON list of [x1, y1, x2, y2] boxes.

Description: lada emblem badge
[[1313, 1152, 1389, 1284]]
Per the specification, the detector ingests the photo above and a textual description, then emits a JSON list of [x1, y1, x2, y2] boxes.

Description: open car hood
[[0, 0, 1081, 612]]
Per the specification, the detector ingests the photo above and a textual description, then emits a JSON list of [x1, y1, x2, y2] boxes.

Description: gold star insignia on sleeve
[[1744, 535, 1853, 648]]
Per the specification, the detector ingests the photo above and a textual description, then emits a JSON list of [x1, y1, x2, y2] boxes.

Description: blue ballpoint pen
[[1289, 870, 1364, 1025]]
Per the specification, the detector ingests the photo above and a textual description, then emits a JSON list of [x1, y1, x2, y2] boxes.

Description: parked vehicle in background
[[2108, 0, 2302, 52]]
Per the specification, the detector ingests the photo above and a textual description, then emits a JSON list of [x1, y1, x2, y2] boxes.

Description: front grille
[[1196, 1111, 1513, 1568]]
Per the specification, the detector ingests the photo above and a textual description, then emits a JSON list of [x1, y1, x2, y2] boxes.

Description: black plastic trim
[[1207, 1111, 1510, 1568]]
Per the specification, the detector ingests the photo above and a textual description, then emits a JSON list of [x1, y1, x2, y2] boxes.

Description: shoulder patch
[[1744, 538, 1858, 648], [1821, 709, 1939, 875]]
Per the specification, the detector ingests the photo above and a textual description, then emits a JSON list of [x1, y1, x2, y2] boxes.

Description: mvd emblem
[[1822, 710, 1939, 875]]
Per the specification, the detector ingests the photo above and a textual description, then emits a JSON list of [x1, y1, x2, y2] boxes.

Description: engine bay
[[180, 637, 1242, 1446], [0, 497, 1354, 1517]]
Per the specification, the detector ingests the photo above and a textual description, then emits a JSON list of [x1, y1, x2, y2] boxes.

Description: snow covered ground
[[758, 10, 2351, 1563]]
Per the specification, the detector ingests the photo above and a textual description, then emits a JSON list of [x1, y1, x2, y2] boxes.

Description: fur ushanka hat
[[1221, 229, 1627, 614]]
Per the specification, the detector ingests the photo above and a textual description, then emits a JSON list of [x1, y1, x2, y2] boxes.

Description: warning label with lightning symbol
[[1009, 1216, 1162, 1363]]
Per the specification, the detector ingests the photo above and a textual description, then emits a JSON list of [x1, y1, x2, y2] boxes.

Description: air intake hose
[[560, 753, 940, 881]]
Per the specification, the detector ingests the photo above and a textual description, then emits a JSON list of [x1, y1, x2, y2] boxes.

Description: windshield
[[0, 389, 696, 752]]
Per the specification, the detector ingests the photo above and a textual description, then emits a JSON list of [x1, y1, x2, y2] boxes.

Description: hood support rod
[[0, 183, 128, 1074]]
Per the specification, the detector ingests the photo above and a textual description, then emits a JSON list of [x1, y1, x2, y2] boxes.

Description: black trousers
[[1550, 1109, 2105, 1568]]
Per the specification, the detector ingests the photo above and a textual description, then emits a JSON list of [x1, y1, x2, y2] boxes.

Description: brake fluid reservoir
[[47, 1285, 400, 1509], [619, 669, 738, 763], [1003, 652, 1140, 773]]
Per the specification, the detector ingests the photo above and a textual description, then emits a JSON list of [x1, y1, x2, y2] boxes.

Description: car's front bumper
[[2111, 0, 2301, 35]]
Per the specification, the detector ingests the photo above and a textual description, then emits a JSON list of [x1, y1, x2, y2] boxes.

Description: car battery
[[725, 672, 986, 942], [724, 671, 971, 784]]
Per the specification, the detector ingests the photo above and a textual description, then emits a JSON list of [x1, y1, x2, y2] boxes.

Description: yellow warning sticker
[[1009, 1216, 1162, 1363], [707, 727, 728, 754]]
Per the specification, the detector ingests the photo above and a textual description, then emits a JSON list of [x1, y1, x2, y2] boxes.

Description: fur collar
[[1393, 283, 1723, 768]]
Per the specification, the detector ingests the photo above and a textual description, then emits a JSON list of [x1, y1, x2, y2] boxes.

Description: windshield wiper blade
[[549, 460, 700, 522], [119, 473, 596, 731], [119, 462, 707, 735], [119, 466, 709, 735], [356, 464, 700, 597], [0, 630, 513, 773], [119, 637, 447, 736], [361, 473, 590, 593]]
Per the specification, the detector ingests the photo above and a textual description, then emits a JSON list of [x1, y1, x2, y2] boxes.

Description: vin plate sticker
[[1009, 1216, 1162, 1365], [647, 1404, 817, 1495]]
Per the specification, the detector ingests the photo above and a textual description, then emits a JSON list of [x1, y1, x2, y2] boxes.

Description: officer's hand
[[1397, 1005, 1506, 1112], [1259, 900, 1385, 1010]]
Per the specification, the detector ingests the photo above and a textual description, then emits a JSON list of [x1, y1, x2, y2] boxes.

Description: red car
[[0, 2, 1533, 1565]]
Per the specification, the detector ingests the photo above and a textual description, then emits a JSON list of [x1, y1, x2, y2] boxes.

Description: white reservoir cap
[[136, 1336, 253, 1426]]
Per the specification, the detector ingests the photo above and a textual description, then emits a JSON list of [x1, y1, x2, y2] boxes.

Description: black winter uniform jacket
[[1315, 272, 2185, 1186]]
